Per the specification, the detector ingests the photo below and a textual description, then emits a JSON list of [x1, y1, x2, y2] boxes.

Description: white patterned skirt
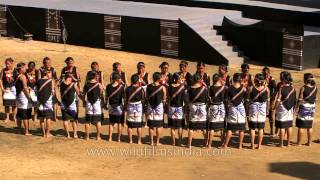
[[168, 106, 185, 128], [127, 101, 143, 128], [16, 91, 32, 120], [37, 95, 54, 119], [248, 102, 267, 129], [2, 86, 16, 106], [86, 99, 103, 123], [29, 88, 38, 107], [147, 103, 164, 128], [296, 102, 316, 128], [61, 98, 78, 121], [275, 103, 293, 128], [189, 103, 207, 130], [227, 103, 246, 131], [208, 103, 225, 130]]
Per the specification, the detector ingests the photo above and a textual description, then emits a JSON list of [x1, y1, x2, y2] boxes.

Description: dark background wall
[[303, 35, 320, 69], [179, 20, 228, 65], [60, 11, 104, 48], [7, 6, 46, 40], [121, 17, 160, 55]]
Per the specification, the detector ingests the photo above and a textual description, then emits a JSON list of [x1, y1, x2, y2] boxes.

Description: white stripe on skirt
[[86, 99, 102, 115], [248, 102, 267, 123], [3, 86, 16, 100], [17, 91, 31, 109], [168, 106, 184, 120], [276, 103, 294, 122], [208, 104, 225, 123], [189, 103, 207, 123], [147, 103, 164, 121], [127, 102, 143, 123], [297, 102, 316, 121], [227, 103, 246, 124]]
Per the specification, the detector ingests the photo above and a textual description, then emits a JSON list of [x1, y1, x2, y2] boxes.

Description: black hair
[[91, 61, 98, 66], [112, 62, 121, 71], [137, 62, 145, 68], [304, 73, 316, 86], [131, 74, 139, 84], [153, 72, 161, 82], [197, 61, 205, 68], [219, 64, 228, 72], [112, 72, 121, 81], [16, 62, 26, 71], [282, 71, 293, 84], [172, 73, 180, 83], [212, 73, 220, 85], [280, 71, 286, 81], [5, 57, 14, 63], [87, 71, 97, 81], [159, 62, 169, 68], [43, 57, 50, 64], [65, 57, 74, 63], [180, 60, 188, 66], [254, 73, 265, 86], [241, 63, 250, 69], [28, 61, 36, 68], [262, 66, 270, 73], [233, 73, 242, 83], [193, 73, 202, 82]]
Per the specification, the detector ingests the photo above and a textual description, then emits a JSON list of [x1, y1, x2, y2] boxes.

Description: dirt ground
[[0, 38, 319, 180]]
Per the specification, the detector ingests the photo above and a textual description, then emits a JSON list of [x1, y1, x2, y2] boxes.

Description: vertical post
[[160, 20, 179, 57], [0, 5, 7, 36], [46, 9, 61, 43], [104, 15, 122, 50], [282, 33, 303, 70]]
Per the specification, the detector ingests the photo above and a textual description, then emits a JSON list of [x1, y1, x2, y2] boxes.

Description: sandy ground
[[0, 38, 319, 180]]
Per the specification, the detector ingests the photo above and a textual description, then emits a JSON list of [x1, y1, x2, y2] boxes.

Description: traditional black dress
[[111, 71, 126, 85], [106, 83, 125, 124], [275, 85, 296, 129], [1, 68, 18, 106], [38, 66, 58, 80], [60, 82, 78, 121], [126, 86, 144, 128], [168, 84, 186, 128], [16, 75, 32, 120], [248, 87, 269, 129], [188, 86, 208, 130], [296, 86, 317, 128], [208, 85, 227, 130], [26, 69, 39, 107], [86, 70, 103, 83], [37, 78, 54, 119], [84, 82, 103, 123], [146, 84, 164, 128], [60, 66, 80, 83], [226, 85, 247, 131]]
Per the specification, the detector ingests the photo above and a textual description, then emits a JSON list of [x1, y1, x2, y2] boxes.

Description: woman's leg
[[12, 106, 17, 125], [239, 130, 244, 149], [156, 127, 162, 145], [85, 123, 90, 140], [72, 120, 78, 138], [23, 119, 31, 135], [187, 129, 193, 148], [207, 130, 214, 149], [171, 128, 176, 146], [223, 130, 232, 148], [297, 128, 303, 146], [137, 128, 142, 144], [108, 124, 114, 142], [63, 120, 70, 138], [96, 121, 101, 140], [149, 127, 154, 145], [46, 119, 52, 137], [4, 106, 10, 123], [250, 129, 256, 149], [307, 128, 313, 146], [40, 118, 45, 137], [117, 123, 122, 142], [279, 128, 285, 147], [258, 129, 264, 149], [128, 128, 133, 144], [287, 127, 292, 146], [178, 128, 183, 146]]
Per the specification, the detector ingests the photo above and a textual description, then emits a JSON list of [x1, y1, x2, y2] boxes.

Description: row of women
[[0, 57, 318, 149]]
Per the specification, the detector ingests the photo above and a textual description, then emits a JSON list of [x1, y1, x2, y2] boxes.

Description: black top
[[126, 86, 144, 103], [266, 76, 277, 101], [250, 87, 269, 102], [133, 72, 149, 86], [38, 66, 58, 80], [111, 71, 126, 85], [188, 86, 208, 103], [147, 84, 164, 108], [209, 85, 227, 104], [1, 68, 18, 88], [178, 72, 193, 87], [37, 79, 52, 105], [86, 70, 103, 83], [15, 75, 24, 96], [168, 84, 186, 107], [301, 85, 317, 104], [280, 85, 296, 110], [84, 82, 101, 104], [60, 66, 79, 82], [60, 82, 76, 107], [240, 73, 253, 88], [227, 85, 247, 106], [26, 69, 39, 89], [106, 84, 124, 106]]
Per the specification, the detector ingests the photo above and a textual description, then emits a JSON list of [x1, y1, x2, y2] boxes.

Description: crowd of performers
[[0, 57, 318, 149]]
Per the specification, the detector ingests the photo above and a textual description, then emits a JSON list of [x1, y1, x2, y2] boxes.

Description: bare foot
[[46, 133, 53, 138], [257, 146, 262, 150], [96, 136, 101, 141], [66, 135, 71, 139], [25, 133, 32, 136], [251, 145, 255, 150], [108, 138, 112, 142], [42, 134, 46, 138], [117, 139, 121, 142], [4, 119, 9, 124], [73, 135, 78, 139], [129, 141, 133, 144], [138, 141, 142, 145], [85, 136, 90, 140], [156, 143, 162, 146], [238, 146, 243, 150]]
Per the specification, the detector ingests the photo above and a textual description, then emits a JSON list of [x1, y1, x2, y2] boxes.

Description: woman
[[86, 61, 104, 84], [168, 73, 186, 146], [218, 64, 231, 87], [83, 71, 104, 140], [240, 63, 253, 89], [262, 66, 277, 136], [273, 71, 296, 147], [134, 62, 149, 91], [295, 73, 317, 146], [110, 62, 127, 86], [0, 58, 18, 124], [106, 73, 125, 142], [146, 72, 166, 146], [207, 73, 227, 149], [195, 62, 210, 87], [177, 60, 193, 87], [36, 69, 54, 138], [26, 61, 39, 120], [188, 73, 209, 148], [125, 74, 145, 144], [15, 63, 32, 135], [60, 72, 81, 139], [159, 62, 172, 86], [248, 73, 270, 149], [223, 73, 247, 149]]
